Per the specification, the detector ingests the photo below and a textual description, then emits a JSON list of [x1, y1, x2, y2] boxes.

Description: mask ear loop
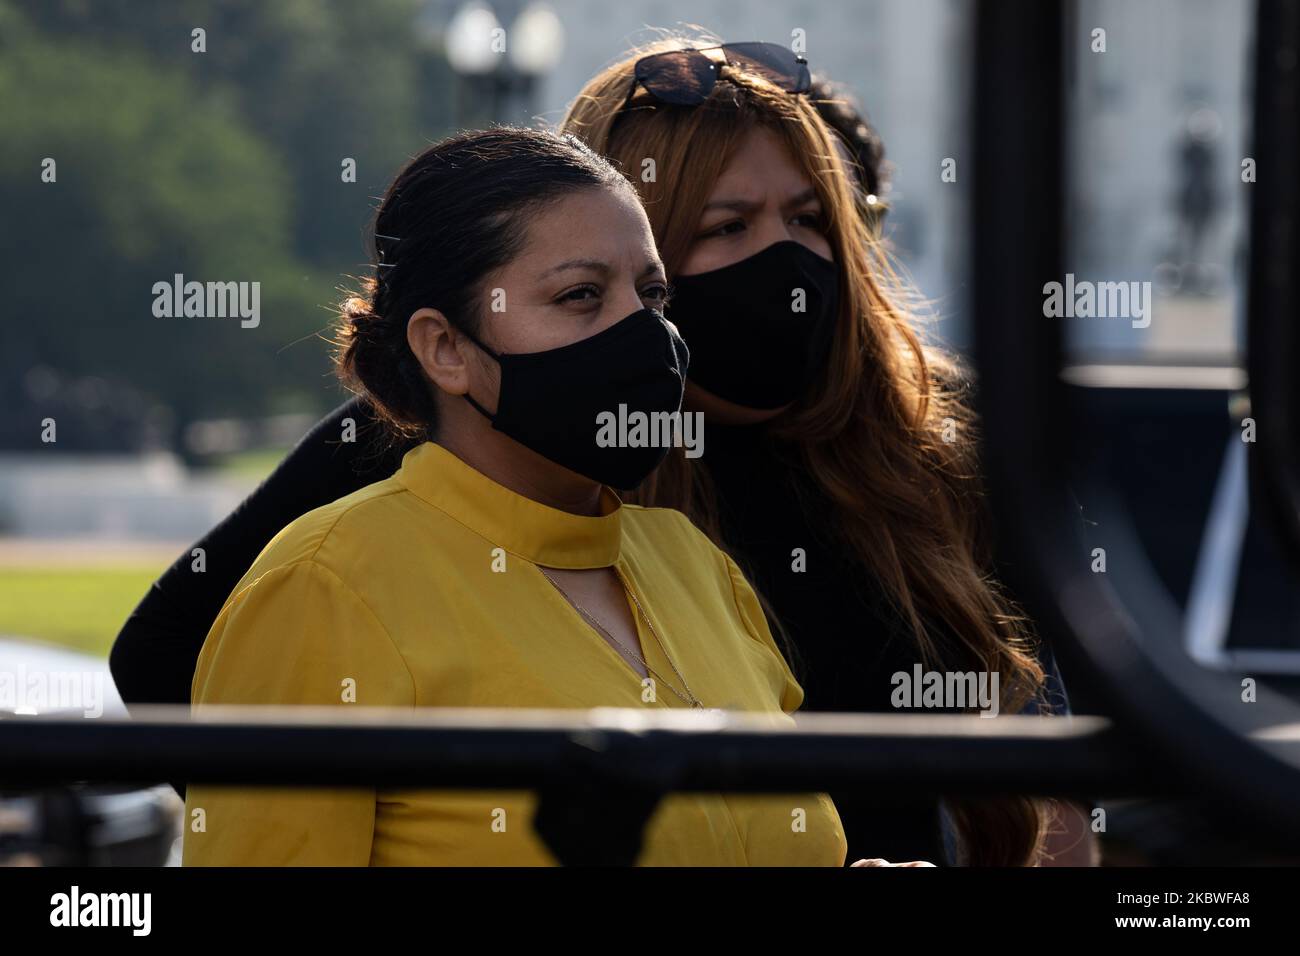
[[450, 320, 501, 420]]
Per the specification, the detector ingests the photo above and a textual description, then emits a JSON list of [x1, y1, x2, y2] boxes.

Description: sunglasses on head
[[624, 42, 811, 108]]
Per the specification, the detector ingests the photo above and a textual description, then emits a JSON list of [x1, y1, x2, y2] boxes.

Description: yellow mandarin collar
[[395, 442, 623, 569]]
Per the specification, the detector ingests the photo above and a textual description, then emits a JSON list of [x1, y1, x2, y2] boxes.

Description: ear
[[407, 307, 476, 397]]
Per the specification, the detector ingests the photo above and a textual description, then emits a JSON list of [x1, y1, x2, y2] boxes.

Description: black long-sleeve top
[[110, 396, 1067, 864]]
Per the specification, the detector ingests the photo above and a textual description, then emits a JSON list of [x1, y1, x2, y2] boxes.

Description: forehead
[[511, 186, 657, 271], [711, 127, 813, 199]]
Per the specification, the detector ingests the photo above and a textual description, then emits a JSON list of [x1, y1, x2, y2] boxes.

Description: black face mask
[[460, 308, 689, 491], [666, 240, 840, 410]]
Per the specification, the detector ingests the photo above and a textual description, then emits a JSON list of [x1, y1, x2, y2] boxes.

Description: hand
[[850, 858, 936, 867]]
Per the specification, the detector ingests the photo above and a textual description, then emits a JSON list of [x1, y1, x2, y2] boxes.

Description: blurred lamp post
[[509, 2, 564, 78], [429, 0, 564, 128], [444, 0, 503, 76]]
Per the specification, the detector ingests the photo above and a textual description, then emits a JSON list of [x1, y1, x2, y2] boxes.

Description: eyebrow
[[702, 196, 760, 214], [782, 187, 821, 210], [538, 258, 610, 279], [702, 187, 821, 215], [538, 258, 665, 280]]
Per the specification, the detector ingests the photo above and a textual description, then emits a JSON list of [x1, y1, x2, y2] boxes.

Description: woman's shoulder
[[233, 476, 412, 592]]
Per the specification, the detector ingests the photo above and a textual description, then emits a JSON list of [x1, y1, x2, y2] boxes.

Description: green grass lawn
[[0, 566, 165, 657]]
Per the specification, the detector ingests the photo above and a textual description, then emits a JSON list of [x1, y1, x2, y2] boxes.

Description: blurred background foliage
[[0, 0, 455, 453]]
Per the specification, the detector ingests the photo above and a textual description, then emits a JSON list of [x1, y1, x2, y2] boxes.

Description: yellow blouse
[[182, 441, 846, 866]]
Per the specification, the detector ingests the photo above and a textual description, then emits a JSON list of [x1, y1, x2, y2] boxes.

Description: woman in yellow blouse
[[182, 127, 848, 866]]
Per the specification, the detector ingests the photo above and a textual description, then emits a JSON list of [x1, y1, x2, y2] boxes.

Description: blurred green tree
[[0, 0, 453, 449]]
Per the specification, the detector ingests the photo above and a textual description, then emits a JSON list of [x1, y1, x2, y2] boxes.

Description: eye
[[640, 282, 670, 306], [701, 218, 746, 239], [791, 210, 827, 231], [556, 284, 600, 304]]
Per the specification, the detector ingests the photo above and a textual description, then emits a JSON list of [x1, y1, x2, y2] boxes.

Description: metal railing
[[1, 707, 1176, 865], [0, 707, 1156, 794]]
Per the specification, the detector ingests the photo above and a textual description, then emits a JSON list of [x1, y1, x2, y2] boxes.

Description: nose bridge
[[605, 272, 650, 326], [755, 199, 794, 247], [607, 290, 646, 322]]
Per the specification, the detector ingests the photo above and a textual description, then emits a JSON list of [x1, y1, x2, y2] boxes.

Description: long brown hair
[[561, 38, 1052, 865]]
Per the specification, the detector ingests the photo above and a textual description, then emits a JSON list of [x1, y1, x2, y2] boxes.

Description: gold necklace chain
[[537, 565, 708, 709]]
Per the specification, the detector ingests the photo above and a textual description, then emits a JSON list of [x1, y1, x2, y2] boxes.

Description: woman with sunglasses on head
[[180, 126, 855, 866], [559, 39, 1089, 868]]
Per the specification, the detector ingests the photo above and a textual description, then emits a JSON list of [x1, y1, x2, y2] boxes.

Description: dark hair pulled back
[[335, 126, 632, 440]]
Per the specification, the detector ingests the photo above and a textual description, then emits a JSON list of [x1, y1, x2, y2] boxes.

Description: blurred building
[[1068, 0, 1251, 362], [432, 0, 1251, 359]]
